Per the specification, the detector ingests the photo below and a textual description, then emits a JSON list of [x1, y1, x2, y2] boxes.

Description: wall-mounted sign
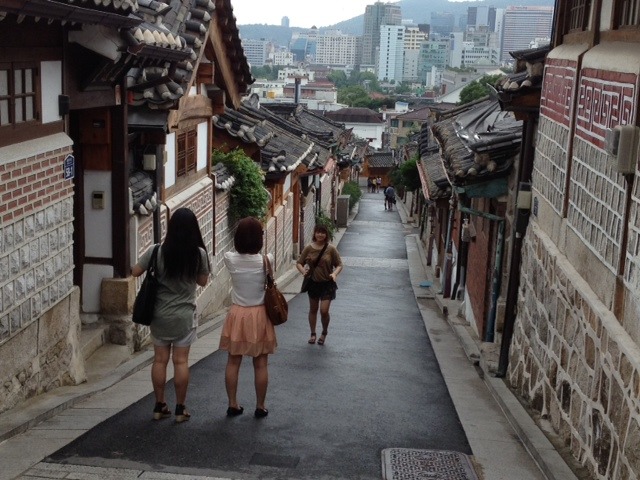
[[64, 154, 75, 180], [533, 196, 538, 217]]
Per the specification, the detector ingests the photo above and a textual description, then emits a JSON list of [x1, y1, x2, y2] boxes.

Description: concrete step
[[80, 323, 107, 361], [84, 343, 137, 383]]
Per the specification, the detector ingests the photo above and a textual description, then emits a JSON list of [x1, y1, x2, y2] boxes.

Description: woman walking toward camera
[[132, 207, 210, 423], [219, 217, 277, 419], [296, 225, 343, 346]]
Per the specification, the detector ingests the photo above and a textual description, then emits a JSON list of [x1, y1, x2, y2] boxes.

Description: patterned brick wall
[[625, 179, 640, 289], [0, 146, 75, 345], [532, 116, 570, 215]]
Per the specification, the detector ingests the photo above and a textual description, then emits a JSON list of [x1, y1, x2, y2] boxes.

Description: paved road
[[43, 192, 471, 479]]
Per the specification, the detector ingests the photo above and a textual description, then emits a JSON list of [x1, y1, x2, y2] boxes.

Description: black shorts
[[307, 279, 338, 300]]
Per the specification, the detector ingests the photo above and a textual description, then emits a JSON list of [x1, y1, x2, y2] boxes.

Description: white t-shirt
[[224, 252, 273, 307]]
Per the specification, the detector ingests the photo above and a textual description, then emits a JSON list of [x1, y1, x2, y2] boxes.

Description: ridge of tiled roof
[[418, 123, 450, 200], [367, 151, 396, 168], [325, 107, 384, 125], [431, 99, 522, 185], [395, 105, 432, 121]]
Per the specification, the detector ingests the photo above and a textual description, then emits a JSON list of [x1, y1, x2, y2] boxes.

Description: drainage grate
[[250, 452, 300, 468], [381, 448, 479, 480]]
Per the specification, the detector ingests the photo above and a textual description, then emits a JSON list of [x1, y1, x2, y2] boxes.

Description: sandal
[[175, 404, 191, 423], [226, 406, 244, 417], [317, 331, 327, 346], [308, 333, 317, 344], [153, 402, 171, 420], [254, 408, 269, 418]]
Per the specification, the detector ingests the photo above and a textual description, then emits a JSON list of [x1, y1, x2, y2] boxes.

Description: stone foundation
[[0, 287, 85, 415]]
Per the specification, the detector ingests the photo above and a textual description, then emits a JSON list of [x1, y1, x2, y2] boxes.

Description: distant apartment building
[[450, 29, 500, 68], [362, 2, 402, 66], [417, 38, 450, 83], [242, 38, 270, 67], [467, 6, 496, 31], [403, 25, 428, 82], [315, 30, 357, 66], [277, 67, 315, 82], [500, 6, 553, 61], [430, 12, 455, 36], [269, 50, 295, 66], [378, 25, 405, 83]]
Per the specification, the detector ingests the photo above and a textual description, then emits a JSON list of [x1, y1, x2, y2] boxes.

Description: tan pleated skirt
[[219, 304, 277, 357]]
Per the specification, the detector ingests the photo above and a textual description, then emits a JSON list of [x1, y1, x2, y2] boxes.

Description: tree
[[458, 74, 505, 105], [327, 70, 349, 88], [337, 85, 371, 107]]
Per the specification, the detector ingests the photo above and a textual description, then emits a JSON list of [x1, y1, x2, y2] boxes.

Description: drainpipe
[[458, 205, 505, 342]]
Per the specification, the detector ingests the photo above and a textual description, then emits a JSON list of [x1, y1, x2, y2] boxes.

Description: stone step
[[80, 323, 107, 361]]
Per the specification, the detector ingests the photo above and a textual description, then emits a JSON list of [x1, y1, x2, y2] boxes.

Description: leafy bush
[[315, 209, 336, 240], [212, 149, 269, 223], [341, 181, 362, 211]]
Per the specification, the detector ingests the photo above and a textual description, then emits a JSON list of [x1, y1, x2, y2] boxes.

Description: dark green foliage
[[341, 181, 362, 211], [458, 74, 505, 105], [315, 209, 336, 240], [390, 156, 420, 192], [212, 149, 269, 223]]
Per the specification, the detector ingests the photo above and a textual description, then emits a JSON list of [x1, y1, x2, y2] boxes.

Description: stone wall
[[510, 223, 640, 480]]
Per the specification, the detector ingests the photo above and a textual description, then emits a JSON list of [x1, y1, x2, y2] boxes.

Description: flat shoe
[[308, 333, 317, 344], [317, 334, 326, 346], [227, 406, 244, 417], [254, 408, 269, 418]]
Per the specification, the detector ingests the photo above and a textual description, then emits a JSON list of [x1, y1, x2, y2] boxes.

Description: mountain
[[238, 0, 555, 42]]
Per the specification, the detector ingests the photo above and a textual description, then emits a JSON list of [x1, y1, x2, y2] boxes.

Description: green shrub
[[315, 209, 336, 240], [212, 149, 269, 223], [342, 181, 362, 211]]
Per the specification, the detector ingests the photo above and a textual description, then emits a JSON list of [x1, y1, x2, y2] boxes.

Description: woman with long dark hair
[[219, 217, 277, 418], [296, 224, 343, 346], [132, 207, 210, 423]]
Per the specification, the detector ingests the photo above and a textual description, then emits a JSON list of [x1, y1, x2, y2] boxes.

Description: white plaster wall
[[165, 132, 176, 188], [83, 171, 112, 258], [82, 264, 114, 312], [351, 124, 384, 149], [197, 121, 208, 171], [40, 61, 62, 124]]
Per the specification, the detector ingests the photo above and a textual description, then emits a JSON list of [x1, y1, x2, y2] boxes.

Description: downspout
[[441, 196, 456, 298], [459, 205, 505, 342]]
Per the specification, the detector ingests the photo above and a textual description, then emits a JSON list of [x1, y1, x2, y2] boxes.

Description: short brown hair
[[234, 217, 264, 254]]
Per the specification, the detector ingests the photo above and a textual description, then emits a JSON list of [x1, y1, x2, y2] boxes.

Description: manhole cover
[[381, 448, 479, 480], [250, 452, 300, 468]]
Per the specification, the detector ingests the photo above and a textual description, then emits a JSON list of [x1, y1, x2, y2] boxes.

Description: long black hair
[[162, 207, 209, 280]]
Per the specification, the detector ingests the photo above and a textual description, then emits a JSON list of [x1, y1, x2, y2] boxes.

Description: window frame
[[0, 61, 41, 131], [614, 0, 640, 28]]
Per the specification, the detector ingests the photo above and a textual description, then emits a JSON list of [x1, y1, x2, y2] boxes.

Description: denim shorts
[[152, 328, 197, 347]]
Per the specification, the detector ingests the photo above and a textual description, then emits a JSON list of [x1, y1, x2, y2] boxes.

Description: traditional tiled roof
[[367, 152, 396, 168], [211, 101, 335, 177], [494, 45, 549, 96], [325, 108, 384, 125], [431, 98, 522, 186], [418, 123, 450, 201], [212, 162, 235, 191], [262, 103, 346, 150], [394, 105, 432, 122], [0, 0, 142, 26]]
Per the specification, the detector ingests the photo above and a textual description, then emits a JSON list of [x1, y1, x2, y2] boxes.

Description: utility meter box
[[336, 195, 350, 227]]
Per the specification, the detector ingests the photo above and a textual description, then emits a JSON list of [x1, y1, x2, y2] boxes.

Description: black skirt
[[307, 279, 338, 300]]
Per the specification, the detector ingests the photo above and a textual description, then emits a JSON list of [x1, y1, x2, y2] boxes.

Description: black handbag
[[300, 243, 328, 293], [263, 255, 288, 326], [132, 244, 160, 326]]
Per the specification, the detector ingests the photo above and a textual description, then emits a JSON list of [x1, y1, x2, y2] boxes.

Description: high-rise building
[[430, 12, 455, 37], [281, 16, 290, 28], [500, 6, 553, 61], [290, 27, 319, 62], [403, 25, 428, 82], [315, 30, 357, 66], [242, 38, 271, 67], [361, 2, 402, 66], [377, 25, 405, 83], [467, 6, 497, 32]]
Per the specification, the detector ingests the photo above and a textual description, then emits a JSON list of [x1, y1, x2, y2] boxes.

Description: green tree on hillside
[[458, 74, 505, 105]]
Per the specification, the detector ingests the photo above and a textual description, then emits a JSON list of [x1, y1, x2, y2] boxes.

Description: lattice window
[[616, 0, 640, 27], [0, 62, 39, 128], [176, 128, 197, 178], [568, 0, 591, 32]]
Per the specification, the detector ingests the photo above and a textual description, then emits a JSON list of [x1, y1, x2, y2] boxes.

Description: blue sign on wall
[[64, 154, 75, 180]]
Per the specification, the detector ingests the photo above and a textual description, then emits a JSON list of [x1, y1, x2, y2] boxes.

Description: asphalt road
[[46, 192, 471, 480]]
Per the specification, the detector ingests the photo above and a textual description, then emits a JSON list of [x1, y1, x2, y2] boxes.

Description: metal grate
[[381, 448, 479, 480]]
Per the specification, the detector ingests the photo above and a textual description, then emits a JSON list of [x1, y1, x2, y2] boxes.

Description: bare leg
[[152, 345, 171, 403], [318, 299, 332, 344], [253, 354, 269, 410], [225, 354, 243, 408], [308, 297, 320, 337], [172, 345, 191, 405]]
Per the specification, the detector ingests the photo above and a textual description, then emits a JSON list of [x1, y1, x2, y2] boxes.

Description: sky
[[231, 0, 374, 29]]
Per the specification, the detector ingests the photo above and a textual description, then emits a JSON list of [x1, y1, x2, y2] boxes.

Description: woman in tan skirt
[[219, 217, 276, 418]]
